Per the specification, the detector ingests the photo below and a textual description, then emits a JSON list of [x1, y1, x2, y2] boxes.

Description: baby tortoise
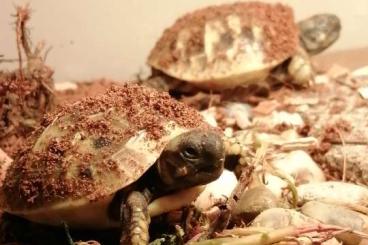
[[0, 84, 227, 245], [146, 2, 341, 92]]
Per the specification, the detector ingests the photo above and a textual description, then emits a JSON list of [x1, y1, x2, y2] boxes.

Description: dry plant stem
[[208, 90, 215, 108], [0, 57, 18, 63], [18, 7, 32, 58], [273, 240, 312, 245], [218, 227, 274, 237], [341, 203, 368, 216], [279, 137, 318, 151], [15, 10, 24, 80], [0, 4, 55, 156], [330, 140, 368, 145], [15, 5, 31, 80], [267, 168, 298, 208], [228, 165, 254, 210], [335, 128, 347, 182], [190, 225, 363, 245], [228, 143, 268, 210], [252, 142, 269, 166]]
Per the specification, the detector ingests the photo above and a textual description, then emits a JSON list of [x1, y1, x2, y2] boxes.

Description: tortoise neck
[[139, 166, 170, 198]]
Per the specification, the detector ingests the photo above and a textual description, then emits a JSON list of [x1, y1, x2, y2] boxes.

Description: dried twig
[[14, 4, 31, 81], [334, 128, 347, 182], [266, 168, 298, 208], [228, 165, 254, 209], [0, 4, 55, 157], [190, 224, 368, 245]]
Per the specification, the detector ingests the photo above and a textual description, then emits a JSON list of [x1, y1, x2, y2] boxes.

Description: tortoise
[[145, 2, 341, 92], [0, 84, 226, 245]]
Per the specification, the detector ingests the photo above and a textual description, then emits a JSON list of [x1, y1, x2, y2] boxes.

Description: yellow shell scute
[[148, 2, 298, 90], [0, 84, 210, 227]]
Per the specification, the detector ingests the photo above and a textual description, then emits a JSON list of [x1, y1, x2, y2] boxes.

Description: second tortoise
[[146, 2, 341, 92]]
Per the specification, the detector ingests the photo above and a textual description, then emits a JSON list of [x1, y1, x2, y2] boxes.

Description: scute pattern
[[0, 84, 208, 211], [148, 2, 298, 88]]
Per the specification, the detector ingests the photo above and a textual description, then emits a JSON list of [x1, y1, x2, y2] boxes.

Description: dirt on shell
[[2, 83, 211, 210], [149, 1, 298, 69]]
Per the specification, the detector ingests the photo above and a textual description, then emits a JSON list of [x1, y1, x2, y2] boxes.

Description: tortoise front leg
[[287, 47, 314, 87], [120, 191, 151, 245]]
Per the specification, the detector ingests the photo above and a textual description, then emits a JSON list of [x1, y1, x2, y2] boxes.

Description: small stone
[[232, 185, 283, 223], [224, 127, 233, 137], [54, 81, 78, 91], [194, 170, 237, 211], [229, 143, 241, 155], [224, 102, 252, 129], [314, 74, 330, 84], [272, 150, 325, 185], [358, 86, 368, 99]]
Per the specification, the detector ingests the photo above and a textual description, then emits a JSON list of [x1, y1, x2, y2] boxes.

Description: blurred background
[[1, 0, 368, 82]]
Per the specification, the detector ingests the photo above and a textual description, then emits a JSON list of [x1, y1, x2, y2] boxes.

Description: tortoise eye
[[182, 146, 199, 160]]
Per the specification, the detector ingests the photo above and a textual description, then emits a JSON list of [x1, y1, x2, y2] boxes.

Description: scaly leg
[[120, 191, 150, 245], [287, 47, 314, 87]]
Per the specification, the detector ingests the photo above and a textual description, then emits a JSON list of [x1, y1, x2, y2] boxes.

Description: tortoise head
[[157, 129, 225, 191], [298, 13, 341, 55]]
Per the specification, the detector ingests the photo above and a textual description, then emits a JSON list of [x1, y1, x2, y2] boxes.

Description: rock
[[301, 201, 368, 232], [295, 181, 368, 207], [232, 185, 284, 223], [252, 208, 319, 228], [325, 144, 368, 185], [302, 201, 368, 245], [223, 102, 252, 129], [194, 170, 237, 211], [272, 150, 325, 185], [253, 111, 304, 128]]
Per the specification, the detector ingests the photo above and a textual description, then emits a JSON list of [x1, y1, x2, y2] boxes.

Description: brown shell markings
[[148, 2, 298, 71], [1, 84, 209, 211]]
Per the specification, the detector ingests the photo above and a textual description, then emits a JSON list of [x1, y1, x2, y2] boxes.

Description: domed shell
[[148, 2, 299, 90], [0, 84, 210, 227]]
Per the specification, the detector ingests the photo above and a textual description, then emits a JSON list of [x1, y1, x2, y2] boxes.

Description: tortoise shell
[[0, 84, 211, 227], [148, 2, 299, 90]]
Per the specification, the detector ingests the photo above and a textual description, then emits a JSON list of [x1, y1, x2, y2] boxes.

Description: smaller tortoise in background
[[146, 2, 341, 93], [0, 84, 226, 245]]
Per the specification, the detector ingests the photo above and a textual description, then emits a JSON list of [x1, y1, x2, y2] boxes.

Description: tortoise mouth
[[157, 155, 224, 192]]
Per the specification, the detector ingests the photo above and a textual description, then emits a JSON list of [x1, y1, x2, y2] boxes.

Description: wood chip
[[252, 100, 280, 115], [326, 64, 350, 79]]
